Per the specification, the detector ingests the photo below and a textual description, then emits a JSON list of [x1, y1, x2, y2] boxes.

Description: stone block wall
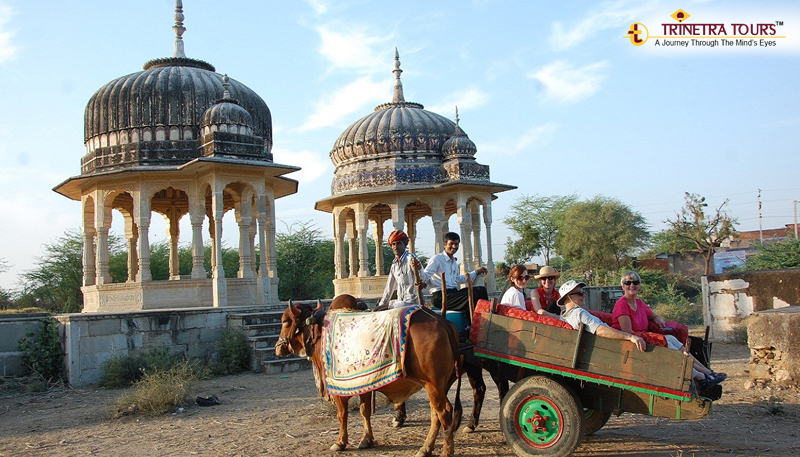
[[56, 306, 268, 386], [0, 316, 46, 376], [746, 306, 800, 389], [703, 268, 800, 341]]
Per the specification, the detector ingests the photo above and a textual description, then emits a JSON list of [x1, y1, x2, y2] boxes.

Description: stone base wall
[[56, 305, 271, 386], [746, 306, 800, 389], [703, 269, 800, 341], [0, 316, 46, 377]]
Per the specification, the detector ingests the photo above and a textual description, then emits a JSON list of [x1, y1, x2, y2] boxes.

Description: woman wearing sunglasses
[[613, 271, 726, 388], [530, 265, 561, 315], [501, 264, 531, 310]]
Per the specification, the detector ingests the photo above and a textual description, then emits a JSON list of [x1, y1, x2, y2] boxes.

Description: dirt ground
[[1, 342, 799, 457]]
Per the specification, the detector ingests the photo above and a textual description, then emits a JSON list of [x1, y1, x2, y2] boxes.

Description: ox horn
[[315, 299, 324, 312], [288, 299, 301, 318]]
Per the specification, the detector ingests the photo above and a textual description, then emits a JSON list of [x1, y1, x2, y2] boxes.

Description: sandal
[[706, 372, 727, 383]]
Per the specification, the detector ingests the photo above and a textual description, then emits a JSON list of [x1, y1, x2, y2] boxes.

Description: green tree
[[665, 192, 737, 276], [18, 229, 85, 313], [745, 238, 800, 270], [0, 258, 14, 309], [503, 194, 577, 265], [276, 222, 335, 301], [646, 229, 697, 256], [557, 196, 649, 271]]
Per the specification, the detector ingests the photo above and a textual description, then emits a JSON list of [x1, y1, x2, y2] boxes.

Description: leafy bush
[[112, 360, 199, 417], [99, 346, 184, 388], [212, 327, 251, 375], [745, 238, 800, 270], [18, 317, 63, 382]]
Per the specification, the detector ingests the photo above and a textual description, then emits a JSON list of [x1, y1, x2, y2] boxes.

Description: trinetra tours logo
[[625, 9, 787, 49]]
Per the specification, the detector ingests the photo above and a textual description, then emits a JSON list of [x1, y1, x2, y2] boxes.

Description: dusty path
[[1, 343, 798, 456]]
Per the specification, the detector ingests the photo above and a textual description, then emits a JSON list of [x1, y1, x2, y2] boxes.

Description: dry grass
[[111, 360, 199, 417]]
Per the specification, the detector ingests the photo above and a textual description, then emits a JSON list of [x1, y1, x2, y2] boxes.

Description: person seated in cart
[[612, 270, 727, 388], [530, 265, 561, 315], [539, 280, 647, 351], [422, 232, 488, 311], [376, 230, 423, 310], [500, 264, 531, 310]]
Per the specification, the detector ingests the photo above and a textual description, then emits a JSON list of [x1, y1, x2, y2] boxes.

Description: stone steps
[[227, 309, 304, 373]]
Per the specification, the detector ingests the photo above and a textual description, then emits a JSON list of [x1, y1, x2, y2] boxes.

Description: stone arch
[[150, 186, 191, 280], [403, 199, 433, 256]]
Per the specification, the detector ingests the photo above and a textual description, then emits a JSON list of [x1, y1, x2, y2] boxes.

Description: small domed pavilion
[[54, 2, 299, 311], [315, 50, 515, 298]]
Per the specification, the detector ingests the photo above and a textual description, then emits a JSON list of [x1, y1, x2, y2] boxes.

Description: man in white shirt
[[377, 230, 423, 310], [422, 232, 489, 311]]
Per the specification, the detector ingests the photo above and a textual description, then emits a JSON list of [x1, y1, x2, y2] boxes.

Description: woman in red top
[[612, 271, 726, 388], [531, 266, 561, 315]]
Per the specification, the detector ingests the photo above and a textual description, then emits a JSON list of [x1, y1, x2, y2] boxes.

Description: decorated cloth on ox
[[323, 305, 420, 396]]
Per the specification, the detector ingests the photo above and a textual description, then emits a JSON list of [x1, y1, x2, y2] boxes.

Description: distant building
[[722, 224, 798, 250]]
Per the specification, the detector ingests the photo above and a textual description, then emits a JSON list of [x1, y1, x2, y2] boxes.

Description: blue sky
[[1, 1, 799, 289]]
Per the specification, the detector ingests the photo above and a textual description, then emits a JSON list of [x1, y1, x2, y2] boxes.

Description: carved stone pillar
[[166, 210, 180, 279], [257, 193, 270, 304], [484, 201, 496, 292], [432, 208, 445, 255], [211, 187, 227, 307], [190, 213, 205, 279], [335, 211, 347, 279], [125, 221, 138, 282], [457, 202, 473, 276], [370, 219, 384, 276], [236, 198, 254, 279], [346, 218, 357, 278], [357, 209, 369, 277], [471, 206, 483, 269], [82, 228, 96, 286]]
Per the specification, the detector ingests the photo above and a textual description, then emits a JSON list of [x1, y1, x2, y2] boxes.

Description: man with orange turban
[[377, 229, 423, 309]]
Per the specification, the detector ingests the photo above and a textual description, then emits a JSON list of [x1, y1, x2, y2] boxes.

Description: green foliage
[[763, 396, 785, 415], [745, 238, 800, 270], [665, 192, 737, 275], [212, 327, 251, 375], [504, 194, 577, 265], [276, 222, 335, 300], [17, 229, 85, 313], [644, 229, 697, 258], [18, 317, 64, 382], [99, 346, 184, 388], [112, 360, 199, 417], [557, 196, 649, 271]]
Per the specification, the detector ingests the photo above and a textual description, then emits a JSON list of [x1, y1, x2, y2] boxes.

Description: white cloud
[[316, 25, 391, 73], [298, 76, 386, 131], [0, 4, 17, 64], [273, 148, 330, 183], [304, 0, 329, 15], [528, 60, 609, 103], [481, 123, 558, 156], [426, 88, 490, 117], [550, 4, 644, 51]]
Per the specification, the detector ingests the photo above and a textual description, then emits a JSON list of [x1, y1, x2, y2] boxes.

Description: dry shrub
[[111, 360, 198, 417]]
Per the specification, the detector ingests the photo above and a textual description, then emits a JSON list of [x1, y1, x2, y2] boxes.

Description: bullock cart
[[469, 300, 720, 457]]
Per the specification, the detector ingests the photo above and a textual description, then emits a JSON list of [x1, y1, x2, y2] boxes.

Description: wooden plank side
[[476, 314, 693, 392], [581, 383, 712, 420]]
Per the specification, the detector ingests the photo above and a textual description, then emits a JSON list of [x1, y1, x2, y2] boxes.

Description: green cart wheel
[[500, 376, 584, 457], [583, 408, 612, 436]]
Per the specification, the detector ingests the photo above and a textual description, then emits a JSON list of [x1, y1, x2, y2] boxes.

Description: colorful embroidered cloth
[[323, 305, 419, 396]]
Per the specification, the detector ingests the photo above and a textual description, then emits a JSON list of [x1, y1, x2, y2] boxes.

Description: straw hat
[[534, 265, 561, 280]]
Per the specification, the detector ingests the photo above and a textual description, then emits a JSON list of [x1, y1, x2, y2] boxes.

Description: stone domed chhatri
[[316, 50, 515, 300], [201, 75, 255, 137], [81, 6, 273, 176], [442, 108, 477, 160], [329, 49, 491, 195], [55, 1, 299, 312]]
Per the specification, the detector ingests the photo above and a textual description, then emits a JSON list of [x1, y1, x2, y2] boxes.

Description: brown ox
[[275, 294, 462, 457]]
